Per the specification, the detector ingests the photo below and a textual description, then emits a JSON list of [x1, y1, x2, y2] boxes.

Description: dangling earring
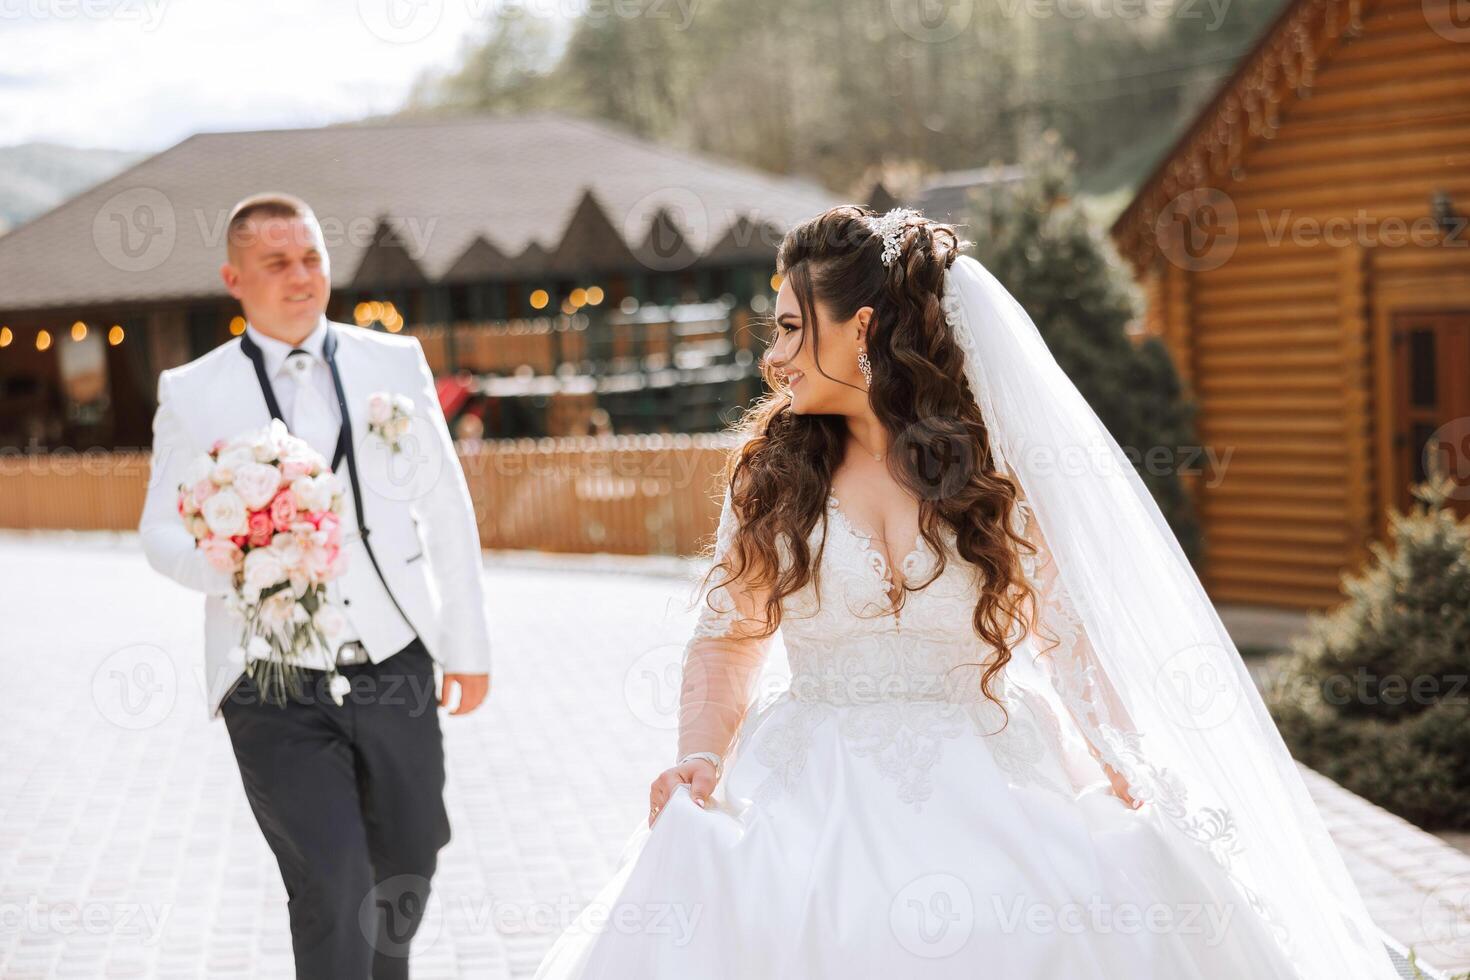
[[857, 346, 873, 389]]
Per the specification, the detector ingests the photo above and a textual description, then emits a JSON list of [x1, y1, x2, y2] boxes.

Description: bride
[[533, 205, 1398, 979]]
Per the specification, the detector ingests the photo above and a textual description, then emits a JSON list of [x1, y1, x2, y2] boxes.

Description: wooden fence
[[0, 435, 739, 558]]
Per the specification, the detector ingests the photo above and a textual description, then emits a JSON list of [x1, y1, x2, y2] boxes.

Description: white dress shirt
[[242, 317, 416, 661], [243, 317, 339, 429]]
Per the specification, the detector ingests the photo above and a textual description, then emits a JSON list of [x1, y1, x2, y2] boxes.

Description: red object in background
[[436, 375, 472, 418]]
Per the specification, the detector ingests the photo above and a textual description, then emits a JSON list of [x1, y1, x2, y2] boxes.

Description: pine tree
[[963, 131, 1204, 561], [1269, 470, 1470, 829]]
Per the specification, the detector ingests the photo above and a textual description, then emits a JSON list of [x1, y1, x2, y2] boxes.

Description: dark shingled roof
[[0, 112, 840, 313]]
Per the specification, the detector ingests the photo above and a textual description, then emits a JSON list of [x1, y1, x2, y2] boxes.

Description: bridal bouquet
[[176, 418, 353, 706]]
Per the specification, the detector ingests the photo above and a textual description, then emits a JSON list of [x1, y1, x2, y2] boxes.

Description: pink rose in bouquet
[[268, 488, 298, 532], [177, 419, 353, 705]]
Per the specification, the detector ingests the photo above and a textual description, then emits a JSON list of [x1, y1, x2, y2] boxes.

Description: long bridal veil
[[942, 253, 1397, 979]]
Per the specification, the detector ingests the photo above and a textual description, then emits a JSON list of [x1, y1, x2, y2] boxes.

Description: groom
[[138, 192, 493, 978]]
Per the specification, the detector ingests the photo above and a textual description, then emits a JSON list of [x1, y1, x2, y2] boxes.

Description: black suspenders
[[237, 325, 420, 641]]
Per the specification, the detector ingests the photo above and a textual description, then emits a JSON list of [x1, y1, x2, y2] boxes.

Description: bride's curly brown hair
[[698, 204, 1038, 710]]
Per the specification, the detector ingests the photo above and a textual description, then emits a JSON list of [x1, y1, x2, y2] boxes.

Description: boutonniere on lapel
[[366, 392, 413, 453]]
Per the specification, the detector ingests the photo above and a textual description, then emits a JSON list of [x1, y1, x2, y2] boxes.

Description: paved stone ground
[[0, 534, 701, 979], [2, 533, 1468, 978]]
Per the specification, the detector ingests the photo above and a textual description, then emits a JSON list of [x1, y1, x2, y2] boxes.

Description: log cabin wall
[[1117, 0, 1470, 609]]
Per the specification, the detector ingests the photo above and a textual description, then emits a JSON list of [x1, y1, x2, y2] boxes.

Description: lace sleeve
[[677, 485, 777, 764], [1011, 490, 1145, 794]]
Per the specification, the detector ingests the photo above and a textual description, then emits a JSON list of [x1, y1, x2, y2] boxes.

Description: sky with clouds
[[0, 0, 560, 151]]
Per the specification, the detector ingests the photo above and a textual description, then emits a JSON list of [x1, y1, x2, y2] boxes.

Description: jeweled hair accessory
[[865, 208, 919, 267]]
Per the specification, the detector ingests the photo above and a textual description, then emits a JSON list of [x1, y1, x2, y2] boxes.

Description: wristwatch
[[678, 751, 723, 778]]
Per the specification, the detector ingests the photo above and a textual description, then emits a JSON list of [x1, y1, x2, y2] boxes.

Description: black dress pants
[[221, 638, 450, 980]]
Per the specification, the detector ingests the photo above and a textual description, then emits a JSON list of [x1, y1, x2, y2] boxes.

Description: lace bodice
[[678, 485, 1117, 809], [776, 495, 996, 705]]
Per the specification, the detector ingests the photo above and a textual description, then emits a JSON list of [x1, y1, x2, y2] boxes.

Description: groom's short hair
[[225, 192, 319, 259]]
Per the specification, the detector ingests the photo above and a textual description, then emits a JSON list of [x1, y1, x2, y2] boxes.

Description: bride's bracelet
[[677, 752, 723, 778]]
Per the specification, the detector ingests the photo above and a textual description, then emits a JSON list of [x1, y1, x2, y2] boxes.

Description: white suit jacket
[[139, 319, 493, 717]]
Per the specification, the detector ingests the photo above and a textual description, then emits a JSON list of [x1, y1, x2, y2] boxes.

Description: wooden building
[[1110, 0, 1470, 609]]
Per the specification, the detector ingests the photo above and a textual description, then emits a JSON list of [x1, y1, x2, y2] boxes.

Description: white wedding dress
[[533, 483, 1303, 979]]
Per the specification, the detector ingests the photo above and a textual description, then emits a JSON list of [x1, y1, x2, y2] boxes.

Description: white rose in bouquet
[[201, 488, 248, 537], [242, 547, 287, 599], [290, 474, 331, 513], [233, 461, 284, 510], [250, 419, 288, 461], [256, 590, 295, 632], [268, 529, 305, 572], [212, 445, 257, 484], [276, 431, 310, 457], [278, 438, 321, 481], [319, 471, 344, 505]]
